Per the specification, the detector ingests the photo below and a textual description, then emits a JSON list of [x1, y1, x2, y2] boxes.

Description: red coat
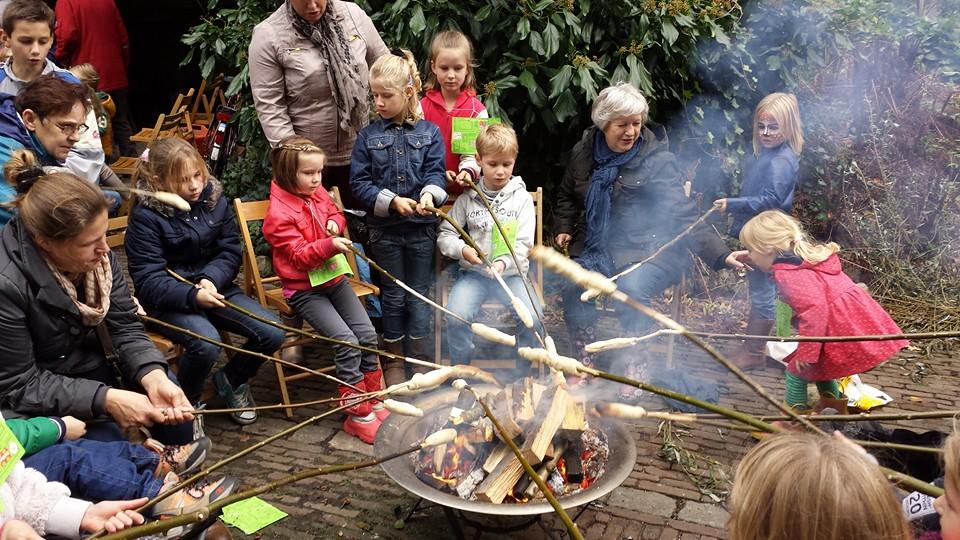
[[420, 89, 486, 195], [773, 254, 908, 381], [262, 180, 348, 292], [54, 0, 129, 91]]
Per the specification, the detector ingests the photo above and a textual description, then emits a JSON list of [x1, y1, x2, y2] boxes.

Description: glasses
[[44, 119, 89, 137]]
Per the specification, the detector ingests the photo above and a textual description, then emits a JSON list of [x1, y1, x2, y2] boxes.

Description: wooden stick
[[466, 383, 584, 540], [696, 409, 960, 423], [687, 329, 960, 342], [193, 394, 377, 415]]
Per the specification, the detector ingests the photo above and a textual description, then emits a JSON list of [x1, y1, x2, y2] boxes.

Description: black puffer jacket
[[552, 125, 729, 274], [0, 216, 167, 419]]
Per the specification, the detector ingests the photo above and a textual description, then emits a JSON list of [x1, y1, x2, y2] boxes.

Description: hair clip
[[15, 166, 45, 194], [140, 148, 150, 163], [280, 143, 323, 152], [390, 48, 405, 58]]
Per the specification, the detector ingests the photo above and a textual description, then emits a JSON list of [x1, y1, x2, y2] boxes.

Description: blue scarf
[[578, 130, 641, 275]]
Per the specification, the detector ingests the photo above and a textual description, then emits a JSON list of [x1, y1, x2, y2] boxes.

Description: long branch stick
[[688, 329, 960, 342], [99, 443, 428, 540], [696, 409, 960, 423], [192, 394, 379, 415], [466, 383, 584, 540]]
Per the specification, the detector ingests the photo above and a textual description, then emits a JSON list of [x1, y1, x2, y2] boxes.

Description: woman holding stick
[[0, 157, 195, 445], [552, 83, 748, 397]]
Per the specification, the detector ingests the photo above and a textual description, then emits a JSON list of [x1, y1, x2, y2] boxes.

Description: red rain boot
[[363, 368, 391, 422], [338, 384, 381, 444]]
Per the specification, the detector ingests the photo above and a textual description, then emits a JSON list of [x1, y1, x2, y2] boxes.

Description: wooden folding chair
[[129, 108, 195, 145], [433, 188, 544, 369], [190, 76, 227, 127], [234, 187, 378, 417]]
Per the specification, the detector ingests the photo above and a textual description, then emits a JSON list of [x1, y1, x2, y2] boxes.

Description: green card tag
[[0, 419, 25, 490], [308, 253, 353, 287], [220, 496, 288, 534], [490, 219, 519, 261], [450, 117, 501, 155]]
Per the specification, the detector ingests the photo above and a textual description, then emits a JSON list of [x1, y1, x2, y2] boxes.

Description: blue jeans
[[561, 262, 679, 334], [446, 271, 544, 365], [24, 439, 163, 500], [153, 286, 285, 404], [747, 269, 777, 320], [369, 225, 436, 341]]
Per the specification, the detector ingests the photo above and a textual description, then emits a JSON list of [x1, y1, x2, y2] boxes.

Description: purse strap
[[95, 321, 126, 389]]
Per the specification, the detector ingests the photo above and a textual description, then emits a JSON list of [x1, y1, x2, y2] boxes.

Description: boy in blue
[[715, 92, 803, 368], [350, 49, 447, 387]]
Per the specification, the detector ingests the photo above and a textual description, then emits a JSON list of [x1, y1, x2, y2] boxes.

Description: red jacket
[[773, 254, 908, 381], [420, 88, 486, 195], [54, 0, 129, 91], [262, 180, 348, 292]]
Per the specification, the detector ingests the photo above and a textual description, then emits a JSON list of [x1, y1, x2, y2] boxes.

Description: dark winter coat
[[0, 216, 166, 419], [125, 178, 242, 314], [773, 253, 908, 381], [553, 125, 730, 275], [727, 143, 799, 237]]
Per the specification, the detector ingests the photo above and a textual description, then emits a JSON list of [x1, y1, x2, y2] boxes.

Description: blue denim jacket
[[727, 143, 799, 237], [349, 117, 448, 228]]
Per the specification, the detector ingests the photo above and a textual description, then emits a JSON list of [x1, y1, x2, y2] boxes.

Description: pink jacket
[[773, 254, 908, 381], [420, 89, 487, 195], [262, 181, 348, 293]]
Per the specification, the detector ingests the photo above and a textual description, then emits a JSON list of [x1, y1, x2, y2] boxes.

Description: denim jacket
[[349, 117, 448, 229]]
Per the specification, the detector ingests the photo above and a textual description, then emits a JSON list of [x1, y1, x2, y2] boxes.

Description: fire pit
[[374, 384, 636, 517]]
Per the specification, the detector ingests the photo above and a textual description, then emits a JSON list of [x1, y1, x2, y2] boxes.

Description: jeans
[[288, 279, 379, 385], [747, 269, 777, 320], [153, 286, 285, 404], [561, 261, 679, 335], [104, 190, 123, 215], [369, 225, 436, 341], [24, 439, 163, 501], [446, 271, 544, 365]]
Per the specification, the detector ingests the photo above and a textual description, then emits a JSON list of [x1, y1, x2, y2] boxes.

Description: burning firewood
[[520, 386, 570, 463]]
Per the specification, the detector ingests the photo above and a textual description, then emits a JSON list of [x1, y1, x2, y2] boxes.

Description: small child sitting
[[727, 432, 911, 540], [437, 124, 542, 365]]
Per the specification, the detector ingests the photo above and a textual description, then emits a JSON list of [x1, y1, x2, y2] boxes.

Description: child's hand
[[0, 520, 42, 540], [792, 358, 812, 372], [725, 250, 754, 272], [713, 199, 728, 211], [195, 288, 225, 309], [80, 498, 148, 534], [446, 170, 473, 187], [391, 197, 418, 216], [130, 295, 146, 316], [416, 193, 435, 216], [326, 220, 340, 236], [62, 416, 87, 440], [554, 233, 572, 249], [332, 237, 352, 253], [461, 246, 483, 265], [198, 278, 218, 294], [487, 260, 507, 277]]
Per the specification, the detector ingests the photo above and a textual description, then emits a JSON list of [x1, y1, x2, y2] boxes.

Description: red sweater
[[773, 254, 908, 381], [262, 181, 348, 292], [54, 0, 129, 91], [420, 88, 486, 195]]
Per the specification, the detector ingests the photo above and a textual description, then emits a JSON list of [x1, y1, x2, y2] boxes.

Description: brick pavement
[[196, 307, 957, 540]]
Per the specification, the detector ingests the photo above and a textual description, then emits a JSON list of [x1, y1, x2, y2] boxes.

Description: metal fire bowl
[[374, 385, 637, 516]]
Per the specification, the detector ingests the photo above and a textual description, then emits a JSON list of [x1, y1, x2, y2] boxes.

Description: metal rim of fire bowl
[[374, 385, 637, 516]]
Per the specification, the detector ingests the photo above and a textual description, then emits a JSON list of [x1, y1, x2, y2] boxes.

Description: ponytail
[[740, 210, 838, 265], [370, 48, 422, 122]]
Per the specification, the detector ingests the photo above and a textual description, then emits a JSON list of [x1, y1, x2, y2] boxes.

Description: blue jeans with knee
[[369, 224, 436, 342], [153, 285, 286, 404], [446, 270, 544, 365], [747, 269, 777, 320], [24, 439, 163, 501]]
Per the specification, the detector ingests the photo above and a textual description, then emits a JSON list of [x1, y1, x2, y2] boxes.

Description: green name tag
[[490, 219, 519, 261], [308, 253, 353, 287], [0, 419, 25, 511], [450, 117, 501, 155]]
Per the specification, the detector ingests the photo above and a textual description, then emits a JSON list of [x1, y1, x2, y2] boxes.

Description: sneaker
[[153, 437, 211, 477], [151, 474, 239, 519], [213, 370, 257, 425]]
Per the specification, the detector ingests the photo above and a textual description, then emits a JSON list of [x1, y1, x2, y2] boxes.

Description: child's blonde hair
[[728, 433, 910, 540], [944, 423, 960, 501], [270, 135, 326, 193], [740, 210, 839, 265], [136, 137, 208, 194], [424, 29, 476, 94], [370, 49, 422, 123], [475, 124, 518, 158], [753, 92, 804, 157]]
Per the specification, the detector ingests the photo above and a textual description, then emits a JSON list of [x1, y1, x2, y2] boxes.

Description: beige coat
[[248, 1, 388, 166]]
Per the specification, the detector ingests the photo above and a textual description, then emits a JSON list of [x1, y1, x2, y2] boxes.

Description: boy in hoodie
[[437, 124, 542, 365]]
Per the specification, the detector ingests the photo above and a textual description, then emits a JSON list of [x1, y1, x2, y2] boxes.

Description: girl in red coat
[[420, 29, 487, 195], [739, 210, 908, 411], [263, 137, 385, 444]]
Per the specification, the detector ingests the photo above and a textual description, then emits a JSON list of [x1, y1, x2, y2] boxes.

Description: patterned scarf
[[578, 130, 642, 275], [287, 0, 369, 134], [43, 253, 112, 327]]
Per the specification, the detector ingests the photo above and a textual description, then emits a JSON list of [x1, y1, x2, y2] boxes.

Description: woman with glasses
[[0, 75, 92, 225]]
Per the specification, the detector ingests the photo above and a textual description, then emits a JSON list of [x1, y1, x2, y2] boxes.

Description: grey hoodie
[[437, 176, 534, 277]]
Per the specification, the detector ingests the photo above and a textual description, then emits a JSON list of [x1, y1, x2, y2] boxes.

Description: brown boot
[[731, 315, 775, 370], [280, 312, 304, 365], [383, 339, 406, 387], [408, 337, 432, 375]]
